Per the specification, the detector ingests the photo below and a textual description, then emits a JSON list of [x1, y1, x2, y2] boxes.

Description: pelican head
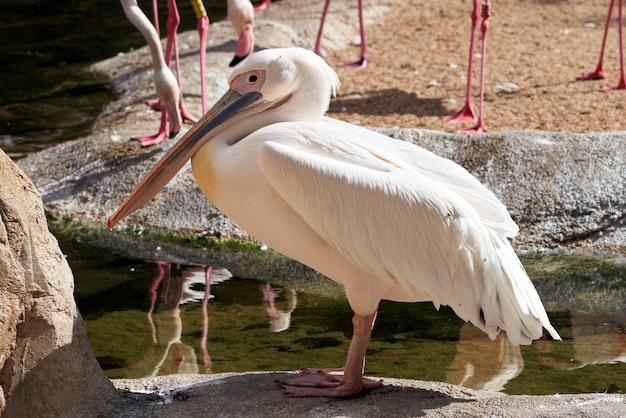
[[108, 47, 340, 228]]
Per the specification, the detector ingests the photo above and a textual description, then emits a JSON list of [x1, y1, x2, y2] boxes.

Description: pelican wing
[[257, 120, 559, 345]]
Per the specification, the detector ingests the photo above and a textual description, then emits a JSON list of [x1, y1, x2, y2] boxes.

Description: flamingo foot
[[459, 123, 488, 134], [132, 131, 175, 147], [577, 69, 608, 80], [179, 101, 198, 124], [446, 102, 477, 124], [601, 78, 626, 91], [275, 368, 382, 398], [340, 54, 369, 70], [145, 98, 162, 111]]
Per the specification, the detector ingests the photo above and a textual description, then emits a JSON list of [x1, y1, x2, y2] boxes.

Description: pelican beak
[[107, 89, 263, 229]]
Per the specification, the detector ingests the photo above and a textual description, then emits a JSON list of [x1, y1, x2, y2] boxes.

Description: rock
[[0, 150, 119, 417]]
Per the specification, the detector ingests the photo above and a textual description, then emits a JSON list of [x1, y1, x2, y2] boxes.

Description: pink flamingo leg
[[341, 0, 369, 69], [314, 0, 368, 69], [197, 15, 209, 114], [602, 0, 626, 90], [190, 0, 209, 114], [253, 0, 270, 11], [165, 0, 198, 124], [447, 0, 480, 124], [133, 109, 173, 146], [152, 0, 160, 35], [314, 0, 331, 56], [460, 1, 490, 134], [577, 0, 614, 81], [276, 311, 383, 397]]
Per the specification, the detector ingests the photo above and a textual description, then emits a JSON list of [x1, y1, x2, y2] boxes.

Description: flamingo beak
[[107, 89, 263, 229]]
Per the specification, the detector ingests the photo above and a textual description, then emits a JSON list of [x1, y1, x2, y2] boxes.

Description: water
[[3, 0, 626, 396], [55, 227, 626, 395]]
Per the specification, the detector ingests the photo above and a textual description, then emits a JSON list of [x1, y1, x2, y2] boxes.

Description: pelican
[[576, 0, 626, 90], [108, 47, 561, 397], [227, 0, 256, 67]]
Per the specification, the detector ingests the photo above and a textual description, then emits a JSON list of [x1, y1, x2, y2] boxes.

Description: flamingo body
[[109, 47, 561, 397]]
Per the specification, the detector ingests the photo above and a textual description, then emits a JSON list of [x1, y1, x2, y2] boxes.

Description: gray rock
[[0, 150, 120, 417]]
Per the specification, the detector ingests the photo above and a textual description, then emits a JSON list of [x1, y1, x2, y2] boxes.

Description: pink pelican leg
[[577, 0, 614, 81], [314, 0, 369, 69], [447, 0, 490, 133], [121, 0, 182, 146], [276, 311, 382, 397]]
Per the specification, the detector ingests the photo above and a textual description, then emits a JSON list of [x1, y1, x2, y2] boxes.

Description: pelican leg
[[577, 0, 614, 81], [276, 311, 382, 397]]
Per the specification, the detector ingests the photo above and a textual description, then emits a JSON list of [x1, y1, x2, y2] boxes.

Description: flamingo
[[227, 0, 256, 67], [122, 0, 209, 146], [576, 0, 626, 90], [314, 0, 368, 69], [148, 0, 210, 115], [121, 0, 184, 146], [446, 0, 492, 133], [253, 0, 271, 11], [108, 47, 561, 397]]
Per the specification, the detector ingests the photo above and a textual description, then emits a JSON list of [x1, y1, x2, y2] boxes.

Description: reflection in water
[[446, 311, 626, 393], [537, 312, 626, 371], [263, 283, 297, 332], [137, 262, 232, 376], [445, 324, 524, 392], [133, 262, 302, 377]]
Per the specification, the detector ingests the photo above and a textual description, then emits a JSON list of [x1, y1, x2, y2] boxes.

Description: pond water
[[3, 0, 626, 398], [55, 227, 626, 396]]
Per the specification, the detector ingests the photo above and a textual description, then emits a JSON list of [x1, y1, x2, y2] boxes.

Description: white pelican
[[227, 0, 256, 67], [108, 47, 561, 397], [576, 0, 626, 90]]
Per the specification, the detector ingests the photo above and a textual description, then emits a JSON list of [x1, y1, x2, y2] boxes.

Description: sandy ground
[[322, 0, 626, 134]]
